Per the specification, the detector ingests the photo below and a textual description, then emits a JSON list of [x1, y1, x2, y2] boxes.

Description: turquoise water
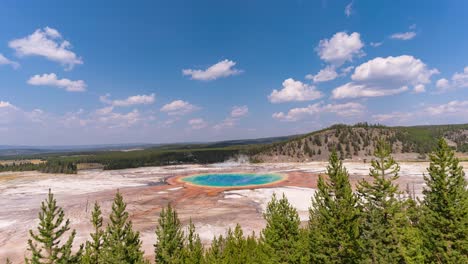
[[181, 173, 283, 187]]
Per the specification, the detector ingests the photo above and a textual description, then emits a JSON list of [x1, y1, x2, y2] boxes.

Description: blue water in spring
[[181, 173, 283, 187]]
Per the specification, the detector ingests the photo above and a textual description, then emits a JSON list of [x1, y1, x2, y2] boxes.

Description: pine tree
[[154, 204, 185, 264], [204, 235, 225, 263], [25, 189, 82, 264], [260, 193, 304, 263], [309, 150, 361, 263], [357, 139, 413, 263], [82, 202, 104, 264], [183, 219, 203, 264], [420, 138, 468, 262], [99, 191, 146, 264]]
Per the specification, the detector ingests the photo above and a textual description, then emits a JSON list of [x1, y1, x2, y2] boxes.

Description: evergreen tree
[[25, 189, 82, 264], [204, 235, 225, 263], [154, 204, 185, 264], [260, 193, 305, 263], [183, 219, 203, 264], [309, 150, 361, 263], [357, 139, 417, 263], [82, 202, 104, 264], [100, 191, 146, 264], [420, 138, 468, 262]]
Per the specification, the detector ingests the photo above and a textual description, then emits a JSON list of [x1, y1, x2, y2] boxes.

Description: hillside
[[252, 123, 468, 162]]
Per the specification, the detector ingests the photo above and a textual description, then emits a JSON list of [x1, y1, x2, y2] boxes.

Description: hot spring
[[180, 173, 284, 187]]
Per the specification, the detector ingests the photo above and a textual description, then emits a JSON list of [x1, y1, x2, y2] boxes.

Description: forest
[[0, 123, 467, 174], [10, 138, 467, 263]]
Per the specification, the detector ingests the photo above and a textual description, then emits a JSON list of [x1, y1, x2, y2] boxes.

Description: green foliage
[[154, 204, 185, 264], [183, 220, 204, 264], [100, 192, 146, 264], [309, 150, 361, 263], [260, 193, 306, 263], [0, 160, 77, 174], [25, 189, 82, 264], [357, 139, 422, 263], [420, 139, 468, 262], [82, 202, 104, 264]]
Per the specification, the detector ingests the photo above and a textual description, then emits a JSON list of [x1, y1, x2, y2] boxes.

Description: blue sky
[[0, 0, 467, 145]]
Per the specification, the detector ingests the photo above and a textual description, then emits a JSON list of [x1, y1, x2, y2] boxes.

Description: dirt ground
[[1, 161, 467, 262]]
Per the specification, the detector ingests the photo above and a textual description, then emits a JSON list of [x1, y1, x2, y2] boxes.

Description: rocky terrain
[[253, 124, 468, 162]]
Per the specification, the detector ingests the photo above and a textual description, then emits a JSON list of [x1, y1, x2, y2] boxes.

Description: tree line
[[5, 139, 467, 263], [0, 160, 77, 174]]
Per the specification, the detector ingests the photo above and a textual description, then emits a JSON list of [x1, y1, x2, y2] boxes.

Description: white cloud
[[332, 83, 408, 99], [452, 66, 468, 88], [372, 112, 414, 123], [370, 42, 383, 47], [161, 100, 199, 115], [100, 93, 155, 107], [213, 117, 237, 130], [306, 66, 338, 83], [182, 59, 242, 81], [273, 102, 365, 122], [344, 2, 353, 17], [268, 78, 323, 103], [425, 100, 468, 116], [434, 66, 468, 92], [0, 101, 16, 109], [316, 32, 364, 66], [231, 105, 249, 117], [0, 54, 19, 69], [413, 84, 425, 93], [27, 73, 87, 92], [351, 55, 437, 84], [332, 55, 438, 99], [188, 118, 207, 129], [435, 78, 450, 91], [390, 32, 416, 40], [341, 66, 355, 75], [9, 27, 82, 70]]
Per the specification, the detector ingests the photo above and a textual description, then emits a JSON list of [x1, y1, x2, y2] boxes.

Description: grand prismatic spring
[[180, 173, 285, 187]]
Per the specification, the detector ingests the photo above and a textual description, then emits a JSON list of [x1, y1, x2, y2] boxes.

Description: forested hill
[[252, 123, 468, 162]]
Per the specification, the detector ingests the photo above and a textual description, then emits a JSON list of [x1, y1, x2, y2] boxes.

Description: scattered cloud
[[160, 100, 199, 115], [273, 102, 365, 122], [341, 66, 355, 75], [0, 101, 17, 109], [390, 31, 416, 40], [27, 73, 87, 92], [9, 27, 82, 70], [268, 78, 323, 103], [372, 112, 414, 123], [100, 93, 155, 107], [435, 78, 450, 91], [413, 84, 426, 93], [316, 32, 364, 66], [370, 42, 383, 47], [306, 66, 338, 83], [452, 67, 468, 88], [0, 54, 19, 69], [372, 100, 468, 125], [425, 100, 468, 116], [213, 117, 237, 130], [188, 118, 208, 129], [332, 83, 409, 99], [332, 55, 438, 99], [344, 2, 353, 17], [182, 59, 242, 81], [435, 66, 468, 92], [230, 105, 249, 118]]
